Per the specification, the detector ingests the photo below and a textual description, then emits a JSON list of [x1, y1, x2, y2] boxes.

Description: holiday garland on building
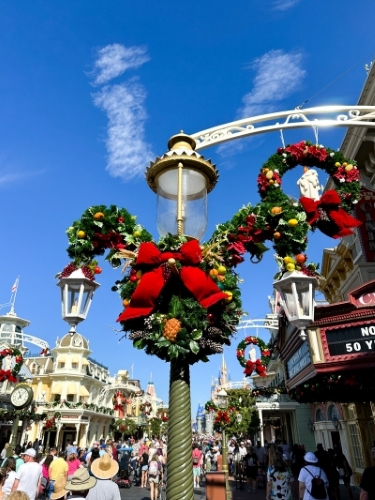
[[59, 142, 361, 367]]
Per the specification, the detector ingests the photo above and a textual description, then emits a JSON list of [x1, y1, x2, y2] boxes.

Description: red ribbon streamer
[[117, 240, 227, 322], [300, 190, 361, 239], [244, 359, 266, 377]]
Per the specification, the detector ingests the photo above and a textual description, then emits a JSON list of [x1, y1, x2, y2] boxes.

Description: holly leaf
[[168, 345, 178, 359], [156, 339, 171, 348], [134, 339, 146, 349], [189, 340, 200, 354], [191, 330, 203, 340]]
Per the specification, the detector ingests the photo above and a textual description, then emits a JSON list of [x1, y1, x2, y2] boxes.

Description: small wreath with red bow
[[140, 401, 152, 416], [0, 348, 23, 383], [236, 336, 271, 377], [112, 390, 126, 411]]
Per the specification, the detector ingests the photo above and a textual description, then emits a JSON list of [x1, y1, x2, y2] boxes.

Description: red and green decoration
[[236, 336, 271, 377], [59, 142, 361, 365], [140, 401, 152, 416], [113, 418, 138, 435], [112, 391, 127, 412], [43, 412, 61, 430], [204, 400, 218, 412], [0, 348, 23, 383]]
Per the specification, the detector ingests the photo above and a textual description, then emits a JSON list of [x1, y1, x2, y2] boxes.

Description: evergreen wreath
[[236, 336, 271, 377], [0, 348, 23, 383], [59, 142, 361, 366]]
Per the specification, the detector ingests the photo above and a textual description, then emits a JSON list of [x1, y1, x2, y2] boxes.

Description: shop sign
[[326, 324, 375, 355], [355, 188, 375, 262], [287, 342, 311, 379]]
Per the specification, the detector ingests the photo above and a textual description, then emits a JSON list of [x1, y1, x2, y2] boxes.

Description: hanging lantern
[[273, 270, 316, 341], [57, 268, 100, 333]]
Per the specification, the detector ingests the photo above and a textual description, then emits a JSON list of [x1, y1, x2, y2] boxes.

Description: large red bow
[[0, 370, 17, 383], [117, 240, 227, 322], [300, 190, 361, 239], [244, 359, 266, 377]]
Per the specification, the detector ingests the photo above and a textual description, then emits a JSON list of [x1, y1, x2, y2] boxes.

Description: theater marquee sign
[[325, 323, 375, 356]]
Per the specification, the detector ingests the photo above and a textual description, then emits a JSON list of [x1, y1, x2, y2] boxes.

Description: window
[[67, 394, 74, 402], [54, 394, 61, 402], [71, 363, 78, 369], [316, 408, 324, 422], [328, 404, 338, 421], [59, 363, 65, 369], [348, 423, 364, 469]]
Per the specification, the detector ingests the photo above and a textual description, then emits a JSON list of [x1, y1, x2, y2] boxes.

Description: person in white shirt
[[298, 452, 328, 500], [238, 442, 247, 458], [11, 448, 42, 500]]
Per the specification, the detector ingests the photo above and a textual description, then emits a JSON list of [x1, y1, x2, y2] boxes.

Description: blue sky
[[0, 0, 375, 416]]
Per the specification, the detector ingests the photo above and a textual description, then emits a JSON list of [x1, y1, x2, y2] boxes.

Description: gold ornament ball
[[77, 230, 86, 239], [286, 263, 296, 272], [224, 291, 233, 303], [345, 164, 354, 171], [334, 162, 341, 167], [266, 170, 274, 179], [283, 256, 294, 264], [288, 219, 299, 227]]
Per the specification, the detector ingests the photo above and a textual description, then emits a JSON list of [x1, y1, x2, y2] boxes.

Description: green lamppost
[[216, 388, 230, 500], [145, 133, 219, 500]]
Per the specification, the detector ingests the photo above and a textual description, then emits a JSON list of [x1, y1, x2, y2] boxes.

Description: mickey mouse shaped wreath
[[236, 336, 271, 377], [0, 348, 23, 383], [58, 141, 361, 366]]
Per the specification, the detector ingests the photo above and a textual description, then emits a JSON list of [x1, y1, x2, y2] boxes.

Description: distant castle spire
[[219, 353, 227, 386]]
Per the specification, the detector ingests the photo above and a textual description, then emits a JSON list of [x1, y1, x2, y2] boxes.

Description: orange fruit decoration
[[94, 212, 105, 220], [163, 318, 181, 343], [209, 269, 219, 277], [77, 230, 86, 239], [271, 207, 282, 215], [295, 254, 307, 265], [122, 299, 130, 307], [273, 232, 281, 239]]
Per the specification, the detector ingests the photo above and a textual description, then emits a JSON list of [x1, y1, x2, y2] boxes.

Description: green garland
[[59, 141, 361, 365]]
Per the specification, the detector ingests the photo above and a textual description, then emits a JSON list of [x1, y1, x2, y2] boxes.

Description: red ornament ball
[[94, 266, 102, 274]]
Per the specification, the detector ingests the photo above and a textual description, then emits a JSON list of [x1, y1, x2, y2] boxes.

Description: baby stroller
[[117, 467, 132, 488]]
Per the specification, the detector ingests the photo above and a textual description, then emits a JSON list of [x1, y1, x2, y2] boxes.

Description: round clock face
[[11, 386, 32, 408]]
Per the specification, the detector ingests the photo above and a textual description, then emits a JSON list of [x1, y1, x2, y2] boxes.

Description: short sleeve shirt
[[298, 465, 328, 500], [49, 457, 68, 480]]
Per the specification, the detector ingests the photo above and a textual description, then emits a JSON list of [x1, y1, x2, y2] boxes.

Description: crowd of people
[[0, 435, 374, 500], [0, 436, 168, 500], [190, 435, 374, 500]]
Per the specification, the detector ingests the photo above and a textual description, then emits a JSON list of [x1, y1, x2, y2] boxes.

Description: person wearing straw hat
[[50, 476, 69, 500], [86, 454, 120, 500], [65, 468, 96, 499]]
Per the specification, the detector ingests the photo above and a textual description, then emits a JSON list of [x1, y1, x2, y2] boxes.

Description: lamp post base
[[167, 359, 194, 500]]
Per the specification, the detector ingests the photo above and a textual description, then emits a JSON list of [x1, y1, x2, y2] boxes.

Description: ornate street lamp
[[273, 271, 317, 341], [146, 132, 218, 240], [145, 132, 219, 500], [57, 268, 100, 334], [216, 388, 230, 500]]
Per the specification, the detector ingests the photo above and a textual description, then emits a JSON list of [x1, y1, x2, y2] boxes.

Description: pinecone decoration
[[198, 338, 223, 353], [129, 330, 149, 340], [207, 327, 223, 339], [163, 318, 181, 343]]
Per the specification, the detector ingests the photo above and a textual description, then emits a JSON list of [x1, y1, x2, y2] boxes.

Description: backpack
[[149, 461, 159, 477], [305, 467, 327, 500]]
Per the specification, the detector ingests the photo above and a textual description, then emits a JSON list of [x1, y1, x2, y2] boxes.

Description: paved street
[[118, 477, 360, 500]]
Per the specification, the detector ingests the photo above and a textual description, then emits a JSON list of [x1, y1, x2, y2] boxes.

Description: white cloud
[[240, 49, 306, 117], [273, 0, 300, 10], [0, 169, 45, 187], [91, 44, 150, 86], [93, 80, 153, 180]]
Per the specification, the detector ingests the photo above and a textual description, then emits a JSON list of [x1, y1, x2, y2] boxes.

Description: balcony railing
[[255, 394, 293, 403]]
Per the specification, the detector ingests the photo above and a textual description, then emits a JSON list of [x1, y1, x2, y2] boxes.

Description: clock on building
[[10, 385, 34, 409]]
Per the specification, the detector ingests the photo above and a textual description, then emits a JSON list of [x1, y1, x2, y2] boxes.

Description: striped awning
[[51, 382, 62, 394], [67, 383, 77, 395], [79, 385, 90, 397]]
